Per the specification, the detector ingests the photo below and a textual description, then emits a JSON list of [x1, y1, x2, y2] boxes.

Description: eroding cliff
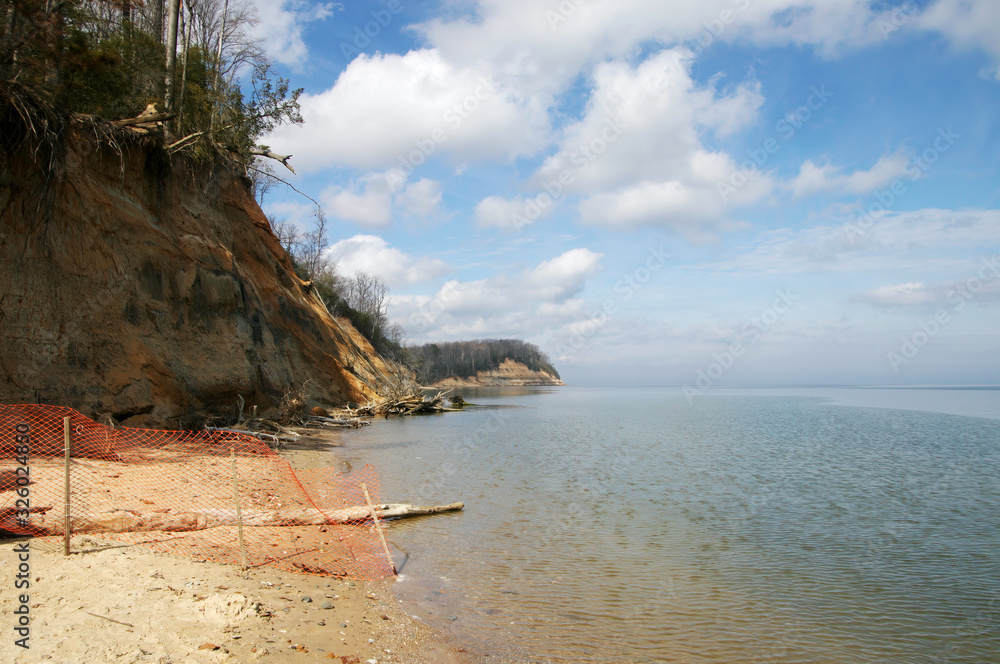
[[0, 114, 391, 427], [431, 359, 565, 387]]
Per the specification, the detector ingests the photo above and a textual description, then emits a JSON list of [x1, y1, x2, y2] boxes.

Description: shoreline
[[0, 427, 474, 664]]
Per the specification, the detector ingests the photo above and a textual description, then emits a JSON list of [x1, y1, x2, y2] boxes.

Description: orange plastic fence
[[0, 404, 394, 579]]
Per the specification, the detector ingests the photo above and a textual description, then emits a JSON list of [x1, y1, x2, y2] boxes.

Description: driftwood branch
[[2, 503, 464, 535]]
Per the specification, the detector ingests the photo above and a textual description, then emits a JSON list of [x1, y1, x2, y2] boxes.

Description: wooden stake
[[362, 483, 397, 576], [63, 416, 71, 556], [230, 449, 248, 570]]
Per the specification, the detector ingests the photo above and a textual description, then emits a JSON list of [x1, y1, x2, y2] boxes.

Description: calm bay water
[[334, 387, 1000, 663]]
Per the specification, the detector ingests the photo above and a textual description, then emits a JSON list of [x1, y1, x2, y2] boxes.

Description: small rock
[[447, 615, 457, 621], [322, 601, 334, 610], [340, 656, 361, 664], [340, 623, 347, 628], [301, 596, 313, 603], [380, 614, 389, 621], [283, 607, 291, 613], [198, 643, 220, 651]]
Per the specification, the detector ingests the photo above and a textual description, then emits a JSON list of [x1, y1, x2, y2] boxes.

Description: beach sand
[[0, 428, 473, 664]]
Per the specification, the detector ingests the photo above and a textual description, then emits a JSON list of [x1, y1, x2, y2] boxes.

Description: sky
[[247, 0, 1000, 388]]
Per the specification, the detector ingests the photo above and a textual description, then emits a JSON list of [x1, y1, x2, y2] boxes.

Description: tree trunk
[[177, 5, 191, 134], [152, 0, 164, 45], [3, 503, 464, 535], [210, 0, 230, 133], [163, 0, 180, 128]]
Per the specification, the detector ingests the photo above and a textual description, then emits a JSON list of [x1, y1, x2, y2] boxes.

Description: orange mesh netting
[[0, 404, 394, 579]]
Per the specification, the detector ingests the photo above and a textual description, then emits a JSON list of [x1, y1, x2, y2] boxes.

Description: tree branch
[[249, 147, 295, 173], [114, 112, 174, 127], [247, 165, 319, 207]]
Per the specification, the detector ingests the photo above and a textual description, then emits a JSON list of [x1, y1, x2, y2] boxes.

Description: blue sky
[[248, 0, 1000, 387]]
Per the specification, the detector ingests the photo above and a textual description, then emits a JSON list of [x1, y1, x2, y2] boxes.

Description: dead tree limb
[[2, 503, 465, 535], [249, 147, 295, 173]]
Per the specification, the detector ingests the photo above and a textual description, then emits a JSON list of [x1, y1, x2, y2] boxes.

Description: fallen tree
[[1, 502, 464, 535], [346, 390, 456, 417]]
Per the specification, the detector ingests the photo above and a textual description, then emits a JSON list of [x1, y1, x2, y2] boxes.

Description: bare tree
[[187, 0, 265, 85], [270, 217, 300, 256], [347, 271, 389, 339], [297, 207, 329, 280], [251, 159, 279, 205]]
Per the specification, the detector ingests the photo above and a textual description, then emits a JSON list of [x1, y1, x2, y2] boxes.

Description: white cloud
[[396, 179, 443, 219], [321, 174, 393, 228], [917, 0, 1000, 79], [389, 248, 604, 342], [474, 195, 554, 230], [321, 173, 446, 227], [323, 235, 450, 288], [248, 0, 339, 67], [266, 49, 550, 172], [853, 268, 1000, 308], [699, 208, 1000, 275], [417, 1, 895, 91], [514, 49, 770, 234], [265, 0, 1000, 179], [525, 248, 603, 299], [789, 151, 912, 198], [852, 282, 939, 307]]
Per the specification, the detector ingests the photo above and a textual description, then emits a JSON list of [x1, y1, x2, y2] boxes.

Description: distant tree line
[[403, 339, 560, 385], [1, 0, 302, 171]]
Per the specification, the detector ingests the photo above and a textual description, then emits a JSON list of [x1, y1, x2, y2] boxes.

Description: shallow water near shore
[[333, 387, 1000, 663]]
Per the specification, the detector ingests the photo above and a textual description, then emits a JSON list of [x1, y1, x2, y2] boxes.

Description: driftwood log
[[0, 502, 464, 535]]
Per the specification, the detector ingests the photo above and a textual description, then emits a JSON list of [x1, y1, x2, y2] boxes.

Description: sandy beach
[[0, 429, 474, 664]]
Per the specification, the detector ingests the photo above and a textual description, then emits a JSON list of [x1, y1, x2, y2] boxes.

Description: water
[[333, 387, 1000, 663]]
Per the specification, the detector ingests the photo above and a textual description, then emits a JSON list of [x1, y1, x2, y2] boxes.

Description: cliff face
[[431, 359, 565, 387], [0, 116, 391, 427]]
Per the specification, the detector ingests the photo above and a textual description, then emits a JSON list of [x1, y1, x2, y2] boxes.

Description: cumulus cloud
[[248, 0, 339, 67], [395, 179, 443, 219], [264, 0, 1000, 177], [789, 152, 913, 198], [521, 49, 770, 233], [265, 49, 550, 172], [389, 248, 604, 342], [320, 173, 445, 227], [474, 195, 555, 231], [321, 174, 393, 228], [323, 235, 451, 288]]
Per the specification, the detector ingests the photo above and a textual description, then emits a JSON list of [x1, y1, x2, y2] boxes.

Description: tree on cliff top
[[404, 339, 560, 385], [0, 0, 301, 172]]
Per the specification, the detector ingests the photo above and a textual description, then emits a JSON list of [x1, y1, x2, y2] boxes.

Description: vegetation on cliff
[[1, 0, 301, 171], [403, 339, 560, 385]]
